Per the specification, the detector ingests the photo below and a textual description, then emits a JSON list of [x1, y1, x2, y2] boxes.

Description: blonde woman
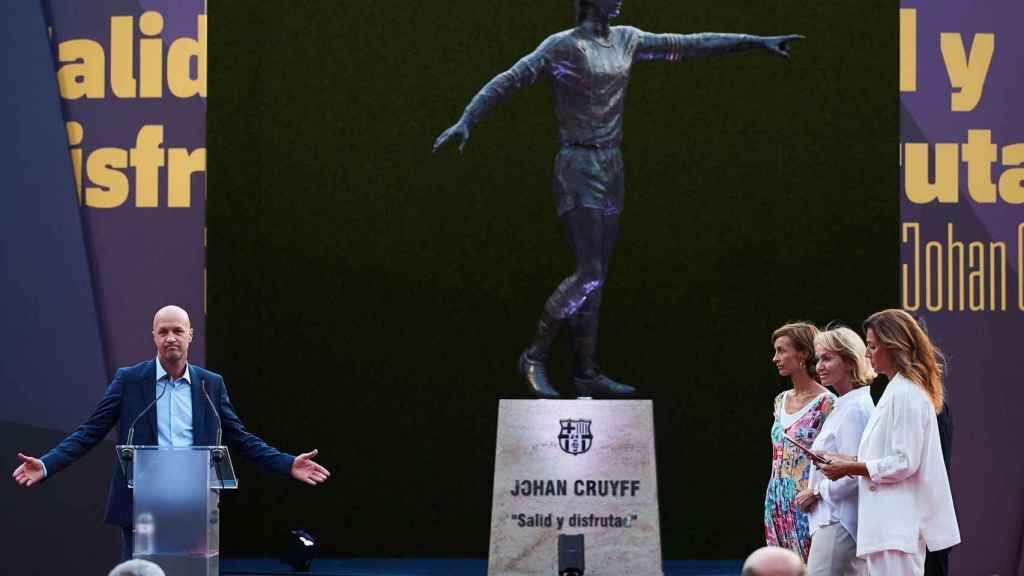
[[819, 309, 960, 575], [796, 327, 874, 576], [764, 322, 835, 561]]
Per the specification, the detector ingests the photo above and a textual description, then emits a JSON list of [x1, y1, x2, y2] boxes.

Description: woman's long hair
[[863, 309, 945, 412]]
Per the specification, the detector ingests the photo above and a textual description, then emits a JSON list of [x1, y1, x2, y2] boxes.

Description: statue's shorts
[[553, 145, 624, 217]]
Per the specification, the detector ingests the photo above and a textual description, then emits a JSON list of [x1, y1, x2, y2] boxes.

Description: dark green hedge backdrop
[[207, 0, 896, 560]]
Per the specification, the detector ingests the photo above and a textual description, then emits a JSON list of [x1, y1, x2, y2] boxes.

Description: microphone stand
[[202, 377, 224, 466], [121, 379, 169, 461]]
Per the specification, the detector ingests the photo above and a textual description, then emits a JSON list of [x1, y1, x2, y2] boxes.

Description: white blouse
[[855, 374, 960, 556], [807, 386, 874, 539]]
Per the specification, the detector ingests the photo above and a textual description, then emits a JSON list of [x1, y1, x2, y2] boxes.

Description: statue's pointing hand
[[763, 35, 804, 58], [433, 120, 471, 155]]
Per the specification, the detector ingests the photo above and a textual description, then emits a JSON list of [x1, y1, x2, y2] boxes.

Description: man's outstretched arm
[[216, 379, 330, 485], [12, 370, 126, 486]]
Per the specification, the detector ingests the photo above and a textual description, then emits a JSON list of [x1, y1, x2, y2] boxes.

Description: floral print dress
[[763, 390, 835, 561]]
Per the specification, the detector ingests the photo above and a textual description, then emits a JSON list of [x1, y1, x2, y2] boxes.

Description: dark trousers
[[924, 548, 950, 576], [120, 526, 133, 561]]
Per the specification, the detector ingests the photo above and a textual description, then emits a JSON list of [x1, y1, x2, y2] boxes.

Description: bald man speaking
[[12, 305, 330, 559]]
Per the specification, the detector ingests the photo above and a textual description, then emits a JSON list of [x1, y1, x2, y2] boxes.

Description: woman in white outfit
[[819, 309, 960, 576], [796, 326, 874, 576]]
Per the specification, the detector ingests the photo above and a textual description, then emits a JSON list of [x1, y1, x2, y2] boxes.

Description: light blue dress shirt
[[40, 360, 195, 479], [155, 359, 194, 447]]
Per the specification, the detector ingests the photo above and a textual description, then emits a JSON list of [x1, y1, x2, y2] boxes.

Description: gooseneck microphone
[[201, 377, 224, 461], [121, 379, 169, 460]]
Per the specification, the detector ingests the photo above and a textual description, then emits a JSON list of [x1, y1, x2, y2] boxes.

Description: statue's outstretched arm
[[634, 32, 803, 62], [433, 40, 552, 155]]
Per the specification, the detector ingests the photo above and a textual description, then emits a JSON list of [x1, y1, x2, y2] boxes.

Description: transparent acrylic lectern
[[116, 445, 237, 576]]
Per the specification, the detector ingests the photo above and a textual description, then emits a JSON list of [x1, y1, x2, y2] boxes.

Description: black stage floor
[[221, 558, 743, 575]]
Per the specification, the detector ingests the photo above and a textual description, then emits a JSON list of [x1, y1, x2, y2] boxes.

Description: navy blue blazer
[[40, 360, 295, 527]]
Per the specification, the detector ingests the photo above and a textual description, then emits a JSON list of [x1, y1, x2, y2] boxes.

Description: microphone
[[122, 379, 169, 460], [201, 377, 224, 461]]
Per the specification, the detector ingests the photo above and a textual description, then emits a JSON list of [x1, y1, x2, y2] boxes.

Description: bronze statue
[[434, 0, 801, 398]]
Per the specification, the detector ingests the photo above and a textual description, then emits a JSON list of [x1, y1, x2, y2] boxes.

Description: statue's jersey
[[464, 26, 707, 148]]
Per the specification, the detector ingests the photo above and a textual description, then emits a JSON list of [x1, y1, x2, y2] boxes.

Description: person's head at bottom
[[108, 559, 165, 576], [742, 546, 807, 576]]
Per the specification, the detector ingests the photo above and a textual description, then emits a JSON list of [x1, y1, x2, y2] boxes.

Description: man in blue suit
[[12, 305, 330, 559]]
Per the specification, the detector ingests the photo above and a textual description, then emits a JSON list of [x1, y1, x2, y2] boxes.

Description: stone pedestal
[[487, 400, 663, 576]]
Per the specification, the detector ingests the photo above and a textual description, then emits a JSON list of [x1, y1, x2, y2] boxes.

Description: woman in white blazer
[[797, 326, 875, 576], [819, 309, 959, 575]]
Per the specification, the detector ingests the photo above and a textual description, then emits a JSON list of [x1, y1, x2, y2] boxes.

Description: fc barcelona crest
[[558, 419, 593, 456]]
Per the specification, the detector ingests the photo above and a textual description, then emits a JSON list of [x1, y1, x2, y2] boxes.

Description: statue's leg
[[567, 209, 617, 379], [568, 287, 601, 378], [520, 208, 606, 398], [568, 212, 635, 397]]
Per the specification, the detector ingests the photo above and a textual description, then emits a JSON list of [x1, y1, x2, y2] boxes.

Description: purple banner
[[44, 0, 207, 373], [900, 1, 1024, 573]]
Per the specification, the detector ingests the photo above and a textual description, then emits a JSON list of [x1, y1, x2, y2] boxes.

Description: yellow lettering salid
[[85, 148, 129, 208], [138, 11, 164, 98], [57, 39, 105, 99], [167, 15, 207, 98], [110, 16, 136, 98]]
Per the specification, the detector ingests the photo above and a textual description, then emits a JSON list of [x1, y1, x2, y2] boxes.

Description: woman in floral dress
[[764, 322, 835, 561]]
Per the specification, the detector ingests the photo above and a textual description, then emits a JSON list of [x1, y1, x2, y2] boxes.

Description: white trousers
[[865, 538, 927, 576], [807, 523, 867, 576]]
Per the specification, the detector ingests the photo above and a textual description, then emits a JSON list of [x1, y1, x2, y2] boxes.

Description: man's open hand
[[290, 449, 330, 486], [12, 453, 44, 487]]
